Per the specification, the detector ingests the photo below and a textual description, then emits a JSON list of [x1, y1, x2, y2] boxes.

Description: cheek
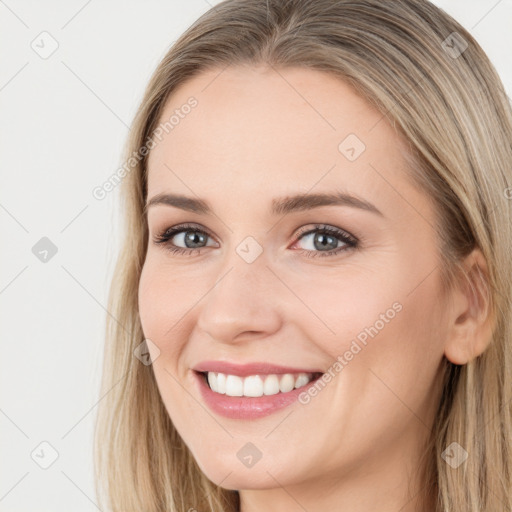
[[138, 255, 198, 326], [340, 269, 447, 415], [283, 263, 401, 360], [138, 261, 196, 415], [304, 273, 446, 463], [307, 262, 446, 407], [138, 262, 163, 339], [137, 259, 193, 358]]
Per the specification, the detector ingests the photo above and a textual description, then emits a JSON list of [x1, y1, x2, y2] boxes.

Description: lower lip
[[193, 371, 320, 420]]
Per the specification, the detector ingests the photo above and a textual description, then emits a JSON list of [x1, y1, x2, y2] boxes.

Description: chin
[[207, 472, 284, 491], [195, 455, 296, 491]]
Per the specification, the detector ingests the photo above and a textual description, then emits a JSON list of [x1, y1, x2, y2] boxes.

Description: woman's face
[[138, 65, 449, 494]]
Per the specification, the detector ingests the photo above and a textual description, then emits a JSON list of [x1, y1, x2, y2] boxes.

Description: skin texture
[[138, 65, 491, 512]]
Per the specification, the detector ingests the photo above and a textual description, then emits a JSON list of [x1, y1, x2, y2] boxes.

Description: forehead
[[146, 65, 419, 214]]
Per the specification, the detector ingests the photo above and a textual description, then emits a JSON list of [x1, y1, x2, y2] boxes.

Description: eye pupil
[[314, 233, 338, 251], [185, 231, 206, 248]]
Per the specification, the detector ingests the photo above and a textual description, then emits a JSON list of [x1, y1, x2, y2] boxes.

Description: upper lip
[[192, 360, 324, 377]]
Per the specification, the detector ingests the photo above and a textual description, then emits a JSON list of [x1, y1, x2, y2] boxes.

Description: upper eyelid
[[161, 223, 215, 239], [154, 223, 220, 246], [295, 224, 356, 242]]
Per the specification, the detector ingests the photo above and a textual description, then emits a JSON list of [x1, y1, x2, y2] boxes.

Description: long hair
[[94, 1, 512, 510]]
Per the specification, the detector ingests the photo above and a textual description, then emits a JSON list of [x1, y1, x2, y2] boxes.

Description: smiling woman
[[93, 1, 512, 512]]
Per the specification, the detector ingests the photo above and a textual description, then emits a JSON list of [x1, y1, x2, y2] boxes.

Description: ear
[[444, 248, 495, 365]]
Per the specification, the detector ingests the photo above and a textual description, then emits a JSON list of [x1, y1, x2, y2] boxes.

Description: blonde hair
[[94, 1, 512, 510]]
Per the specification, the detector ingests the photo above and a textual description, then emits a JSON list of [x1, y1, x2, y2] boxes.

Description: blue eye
[[291, 224, 358, 258], [153, 223, 217, 256], [153, 223, 358, 258]]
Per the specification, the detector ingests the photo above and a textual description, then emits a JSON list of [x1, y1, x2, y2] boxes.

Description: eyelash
[[152, 222, 358, 259]]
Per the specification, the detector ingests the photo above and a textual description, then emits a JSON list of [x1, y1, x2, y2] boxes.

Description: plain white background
[[0, 1, 511, 510]]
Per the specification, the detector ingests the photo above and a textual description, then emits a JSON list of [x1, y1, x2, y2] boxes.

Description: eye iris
[[314, 233, 338, 251], [184, 231, 206, 248]]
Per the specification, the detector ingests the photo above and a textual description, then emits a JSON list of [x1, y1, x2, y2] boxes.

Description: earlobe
[[443, 248, 495, 365]]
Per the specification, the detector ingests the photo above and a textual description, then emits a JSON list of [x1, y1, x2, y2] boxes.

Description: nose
[[195, 252, 283, 344]]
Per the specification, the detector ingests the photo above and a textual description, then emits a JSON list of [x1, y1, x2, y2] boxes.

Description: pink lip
[[192, 360, 323, 377], [192, 370, 322, 420]]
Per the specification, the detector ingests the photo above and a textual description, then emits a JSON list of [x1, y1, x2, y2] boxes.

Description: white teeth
[[279, 373, 295, 393], [207, 371, 217, 391], [225, 375, 244, 396], [294, 374, 310, 388], [216, 372, 226, 394], [206, 372, 316, 397], [243, 375, 264, 397], [263, 374, 280, 396]]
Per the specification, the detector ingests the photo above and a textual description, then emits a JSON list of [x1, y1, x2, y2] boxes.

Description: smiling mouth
[[197, 370, 323, 397]]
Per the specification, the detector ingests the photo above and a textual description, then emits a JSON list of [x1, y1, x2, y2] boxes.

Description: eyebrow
[[144, 191, 384, 217]]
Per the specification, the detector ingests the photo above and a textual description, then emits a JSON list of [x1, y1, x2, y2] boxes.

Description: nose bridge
[[196, 239, 282, 342]]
